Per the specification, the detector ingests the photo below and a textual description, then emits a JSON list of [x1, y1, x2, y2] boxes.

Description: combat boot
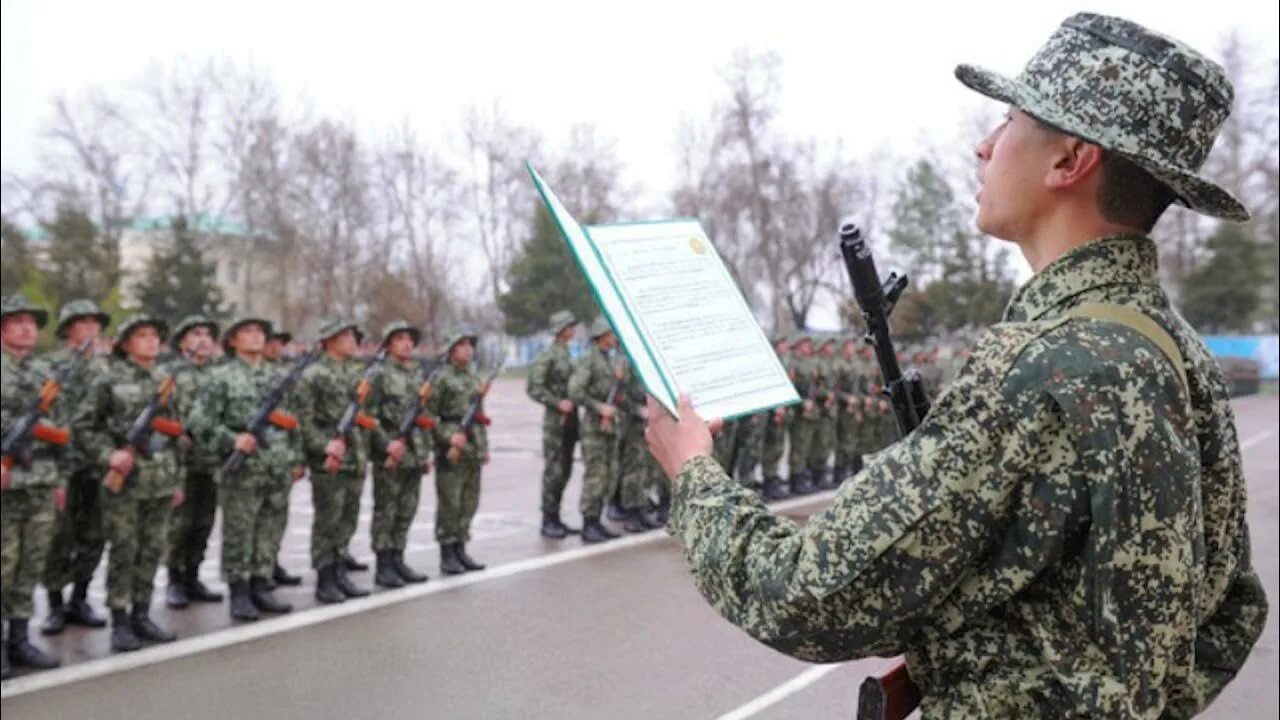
[[66, 581, 107, 628], [639, 508, 665, 530], [41, 589, 68, 636], [110, 609, 142, 653], [334, 566, 370, 598], [250, 577, 293, 614], [790, 471, 815, 496], [606, 498, 627, 522], [166, 573, 191, 609], [622, 508, 648, 534], [456, 545, 485, 572], [186, 568, 224, 603], [392, 551, 428, 584], [816, 468, 838, 491], [315, 565, 346, 604], [375, 551, 406, 588], [440, 543, 467, 575], [229, 580, 260, 622], [581, 517, 613, 544], [131, 604, 176, 643], [762, 476, 789, 501], [7, 618, 60, 669], [342, 551, 369, 572], [273, 563, 303, 587], [655, 488, 671, 526], [540, 512, 568, 539]]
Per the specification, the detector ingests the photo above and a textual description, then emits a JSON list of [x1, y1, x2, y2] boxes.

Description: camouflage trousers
[[102, 489, 173, 610], [733, 415, 765, 488], [578, 429, 616, 519], [372, 461, 425, 552], [220, 481, 290, 582], [835, 409, 863, 472], [540, 411, 578, 515], [618, 422, 657, 509], [809, 414, 836, 473], [43, 467, 106, 591], [1, 486, 56, 620], [712, 421, 738, 474], [787, 416, 817, 478], [310, 470, 364, 569], [435, 458, 480, 545], [761, 413, 787, 479], [166, 469, 218, 575]]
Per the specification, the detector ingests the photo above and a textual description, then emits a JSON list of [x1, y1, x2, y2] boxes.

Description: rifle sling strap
[[1065, 302, 1190, 415]]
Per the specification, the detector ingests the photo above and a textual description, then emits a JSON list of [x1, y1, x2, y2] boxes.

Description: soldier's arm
[[366, 371, 392, 455], [526, 352, 558, 409], [295, 369, 328, 458], [75, 374, 116, 467], [425, 377, 456, 452]]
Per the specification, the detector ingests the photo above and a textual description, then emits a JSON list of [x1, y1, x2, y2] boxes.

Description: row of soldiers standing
[[526, 312, 967, 537], [2, 294, 494, 677]]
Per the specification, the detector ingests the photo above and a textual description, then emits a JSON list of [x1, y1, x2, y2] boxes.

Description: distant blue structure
[[1203, 335, 1279, 379]]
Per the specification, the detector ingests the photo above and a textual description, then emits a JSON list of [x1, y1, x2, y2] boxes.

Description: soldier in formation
[[526, 311, 581, 539]]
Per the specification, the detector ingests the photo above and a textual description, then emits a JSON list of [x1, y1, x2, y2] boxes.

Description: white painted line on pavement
[[1, 489, 839, 699], [716, 664, 843, 720], [1241, 426, 1278, 450]]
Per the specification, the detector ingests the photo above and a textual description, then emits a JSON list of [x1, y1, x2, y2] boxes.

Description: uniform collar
[[1003, 235, 1160, 322]]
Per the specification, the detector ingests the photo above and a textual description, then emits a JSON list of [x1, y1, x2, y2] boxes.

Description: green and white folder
[[527, 162, 798, 420]]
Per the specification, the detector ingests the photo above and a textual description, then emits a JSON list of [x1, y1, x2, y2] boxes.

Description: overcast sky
[[3, 0, 1276, 326]]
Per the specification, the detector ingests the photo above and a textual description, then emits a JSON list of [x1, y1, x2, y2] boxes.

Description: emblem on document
[[689, 238, 708, 255]]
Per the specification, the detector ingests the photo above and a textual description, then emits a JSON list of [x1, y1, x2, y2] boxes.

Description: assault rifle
[[1, 338, 93, 481], [445, 360, 504, 463], [324, 349, 387, 474], [222, 345, 322, 476], [103, 358, 192, 493], [384, 355, 447, 470]]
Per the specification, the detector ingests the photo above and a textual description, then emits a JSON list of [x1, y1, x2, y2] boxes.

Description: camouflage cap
[[172, 314, 221, 348], [270, 329, 292, 343], [548, 310, 577, 335], [956, 12, 1249, 221], [221, 316, 273, 354], [442, 326, 479, 353], [114, 315, 170, 356], [589, 316, 614, 340], [790, 332, 814, 348], [817, 335, 838, 349], [1, 294, 49, 328], [316, 317, 363, 344], [56, 299, 111, 338], [381, 320, 422, 347]]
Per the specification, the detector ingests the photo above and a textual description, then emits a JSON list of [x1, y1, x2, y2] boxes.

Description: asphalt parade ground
[[2, 382, 1276, 720]]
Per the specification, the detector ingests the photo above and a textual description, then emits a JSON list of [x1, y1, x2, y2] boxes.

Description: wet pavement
[[2, 384, 1276, 719]]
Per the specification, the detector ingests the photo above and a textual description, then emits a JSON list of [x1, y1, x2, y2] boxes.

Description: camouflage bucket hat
[[316, 317, 363, 344], [114, 315, 170, 357], [222, 316, 273, 354], [56, 299, 111, 338], [172, 314, 221, 348], [381, 320, 422, 347], [442, 326, 479, 353], [790, 332, 814, 348], [955, 12, 1249, 222], [548, 310, 577, 335], [1, 295, 49, 328], [589, 316, 614, 340]]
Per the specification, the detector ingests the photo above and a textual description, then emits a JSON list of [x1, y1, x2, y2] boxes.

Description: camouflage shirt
[[668, 236, 1266, 718], [172, 357, 220, 472], [76, 357, 180, 498], [368, 357, 433, 468], [38, 344, 108, 472], [568, 347, 621, 436], [188, 356, 303, 487], [526, 342, 574, 414], [426, 361, 489, 462], [1, 348, 64, 489], [295, 355, 371, 473]]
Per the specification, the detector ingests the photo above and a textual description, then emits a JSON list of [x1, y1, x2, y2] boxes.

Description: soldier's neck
[[130, 356, 156, 369], [325, 349, 346, 362], [237, 352, 263, 367]]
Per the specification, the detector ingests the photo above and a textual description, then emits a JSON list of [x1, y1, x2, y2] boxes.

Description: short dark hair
[[1096, 151, 1177, 231]]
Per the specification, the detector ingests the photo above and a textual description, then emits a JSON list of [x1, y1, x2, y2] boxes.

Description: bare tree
[[460, 101, 541, 306], [133, 59, 225, 222]]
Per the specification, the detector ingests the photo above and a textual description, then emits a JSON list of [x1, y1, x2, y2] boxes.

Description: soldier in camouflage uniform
[[366, 321, 432, 587], [525, 310, 581, 539], [1, 296, 63, 675], [425, 328, 491, 575], [78, 316, 182, 652], [832, 335, 863, 484], [809, 336, 839, 490], [262, 327, 302, 588], [785, 334, 818, 496], [41, 299, 111, 637], [165, 314, 225, 609], [646, 14, 1267, 716], [759, 335, 791, 501], [614, 356, 663, 533], [296, 319, 374, 603], [189, 317, 303, 621], [568, 317, 624, 544]]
